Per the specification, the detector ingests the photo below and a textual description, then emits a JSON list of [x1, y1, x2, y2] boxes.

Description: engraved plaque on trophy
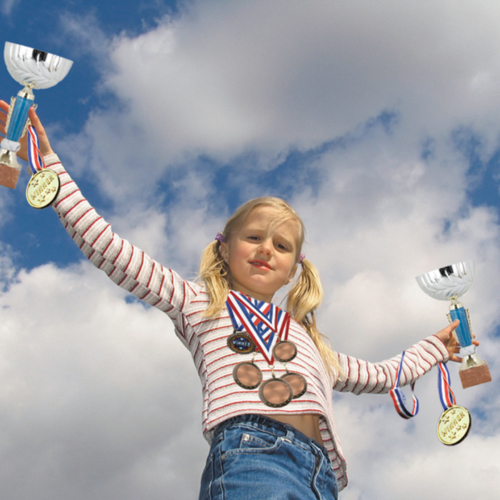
[[416, 260, 492, 389], [0, 42, 73, 189]]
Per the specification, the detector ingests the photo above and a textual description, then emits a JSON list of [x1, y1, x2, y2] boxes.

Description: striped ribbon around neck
[[226, 290, 290, 364]]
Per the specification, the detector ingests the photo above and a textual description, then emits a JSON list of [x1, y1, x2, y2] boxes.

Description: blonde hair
[[199, 197, 341, 377]]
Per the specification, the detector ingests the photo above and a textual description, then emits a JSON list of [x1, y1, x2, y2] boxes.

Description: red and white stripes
[[44, 155, 450, 493]]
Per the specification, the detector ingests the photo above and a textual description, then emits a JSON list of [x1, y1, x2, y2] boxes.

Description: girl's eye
[[248, 235, 261, 241], [276, 243, 288, 251]]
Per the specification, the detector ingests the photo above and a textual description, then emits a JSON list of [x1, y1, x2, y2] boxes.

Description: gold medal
[[437, 405, 471, 446], [26, 169, 60, 209]]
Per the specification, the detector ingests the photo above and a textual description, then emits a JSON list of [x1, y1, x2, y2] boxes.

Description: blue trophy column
[[6, 94, 33, 142], [449, 306, 472, 348]]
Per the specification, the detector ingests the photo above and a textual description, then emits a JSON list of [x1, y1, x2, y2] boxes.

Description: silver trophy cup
[[0, 42, 73, 188], [416, 260, 491, 389]]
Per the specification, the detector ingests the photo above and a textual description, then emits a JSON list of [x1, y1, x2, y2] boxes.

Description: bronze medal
[[225, 292, 309, 408], [281, 372, 307, 399], [437, 405, 471, 446], [227, 331, 256, 354], [26, 169, 60, 209], [233, 361, 262, 390], [259, 377, 293, 408], [273, 340, 297, 363]]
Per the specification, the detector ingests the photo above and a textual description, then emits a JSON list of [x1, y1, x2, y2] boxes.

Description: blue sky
[[1, 0, 180, 269], [1, 1, 500, 499]]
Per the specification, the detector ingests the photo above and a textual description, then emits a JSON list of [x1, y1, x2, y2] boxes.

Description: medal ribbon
[[228, 291, 290, 341], [280, 314, 291, 342], [226, 291, 290, 364], [437, 362, 456, 411], [27, 126, 46, 174], [389, 351, 420, 419], [228, 300, 271, 334]]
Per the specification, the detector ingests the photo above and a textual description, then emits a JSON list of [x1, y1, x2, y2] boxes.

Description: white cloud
[[53, 0, 500, 207], [100, 1, 500, 163], [58, 11, 112, 66], [0, 262, 206, 500], [335, 397, 500, 500]]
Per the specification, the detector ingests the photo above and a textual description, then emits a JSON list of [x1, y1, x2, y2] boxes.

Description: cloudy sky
[[1, 1, 499, 498]]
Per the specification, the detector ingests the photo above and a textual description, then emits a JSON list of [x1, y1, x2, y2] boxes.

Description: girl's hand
[[0, 100, 54, 162], [435, 319, 479, 363]]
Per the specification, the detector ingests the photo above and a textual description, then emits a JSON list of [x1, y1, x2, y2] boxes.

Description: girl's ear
[[287, 264, 298, 284], [220, 242, 229, 263]]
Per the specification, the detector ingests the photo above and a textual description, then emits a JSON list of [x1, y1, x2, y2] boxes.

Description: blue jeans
[[199, 414, 338, 500]]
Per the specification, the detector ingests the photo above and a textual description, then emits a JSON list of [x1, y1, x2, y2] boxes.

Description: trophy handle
[[418, 261, 492, 390], [1, 42, 73, 189], [0, 87, 34, 151], [448, 302, 474, 355], [447, 300, 492, 388], [0, 88, 34, 188]]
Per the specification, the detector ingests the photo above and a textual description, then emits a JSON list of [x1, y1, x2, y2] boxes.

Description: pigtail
[[199, 240, 229, 317], [287, 258, 323, 321], [287, 258, 342, 378]]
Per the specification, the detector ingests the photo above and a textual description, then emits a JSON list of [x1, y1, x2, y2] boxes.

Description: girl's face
[[220, 206, 299, 302]]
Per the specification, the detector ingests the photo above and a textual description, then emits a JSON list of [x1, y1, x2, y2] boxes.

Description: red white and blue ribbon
[[226, 290, 290, 364], [389, 351, 420, 419], [27, 125, 45, 174], [437, 362, 456, 411]]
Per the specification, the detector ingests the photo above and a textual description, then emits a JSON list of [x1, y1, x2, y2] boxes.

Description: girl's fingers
[[0, 101, 9, 134], [28, 106, 41, 126], [0, 100, 9, 114]]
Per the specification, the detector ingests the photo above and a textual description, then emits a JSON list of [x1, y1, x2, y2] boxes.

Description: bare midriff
[[269, 413, 324, 446]]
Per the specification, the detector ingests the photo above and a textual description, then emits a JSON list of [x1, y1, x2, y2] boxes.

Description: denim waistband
[[213, 414, 330, 459]]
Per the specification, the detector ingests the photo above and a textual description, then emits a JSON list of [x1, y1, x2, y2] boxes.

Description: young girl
[[1, 102, 464, 500]]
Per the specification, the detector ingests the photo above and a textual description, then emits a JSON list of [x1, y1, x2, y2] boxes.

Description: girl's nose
[[258, 238, 273, 255]]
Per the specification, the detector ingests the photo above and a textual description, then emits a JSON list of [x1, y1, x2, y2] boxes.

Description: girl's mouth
[[250, 260, 272, 270]]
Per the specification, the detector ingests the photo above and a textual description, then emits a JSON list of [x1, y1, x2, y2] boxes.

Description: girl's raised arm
[[1, 100, 203, 344], [333, 332, 450, 395]]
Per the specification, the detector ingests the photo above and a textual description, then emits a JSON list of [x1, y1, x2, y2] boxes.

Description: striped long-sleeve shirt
[[45, 154, 450, 492]]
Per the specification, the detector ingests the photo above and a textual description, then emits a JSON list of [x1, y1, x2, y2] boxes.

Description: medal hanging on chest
[[436, 362, 471, 446], [226, 291, 307, 408], [227, 331, 256, 354], [25, 126, 60, 209]]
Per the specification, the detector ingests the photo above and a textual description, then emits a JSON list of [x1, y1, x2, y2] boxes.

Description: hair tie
[[215, 232, 226, 243], [299, 253, 306, 263]]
